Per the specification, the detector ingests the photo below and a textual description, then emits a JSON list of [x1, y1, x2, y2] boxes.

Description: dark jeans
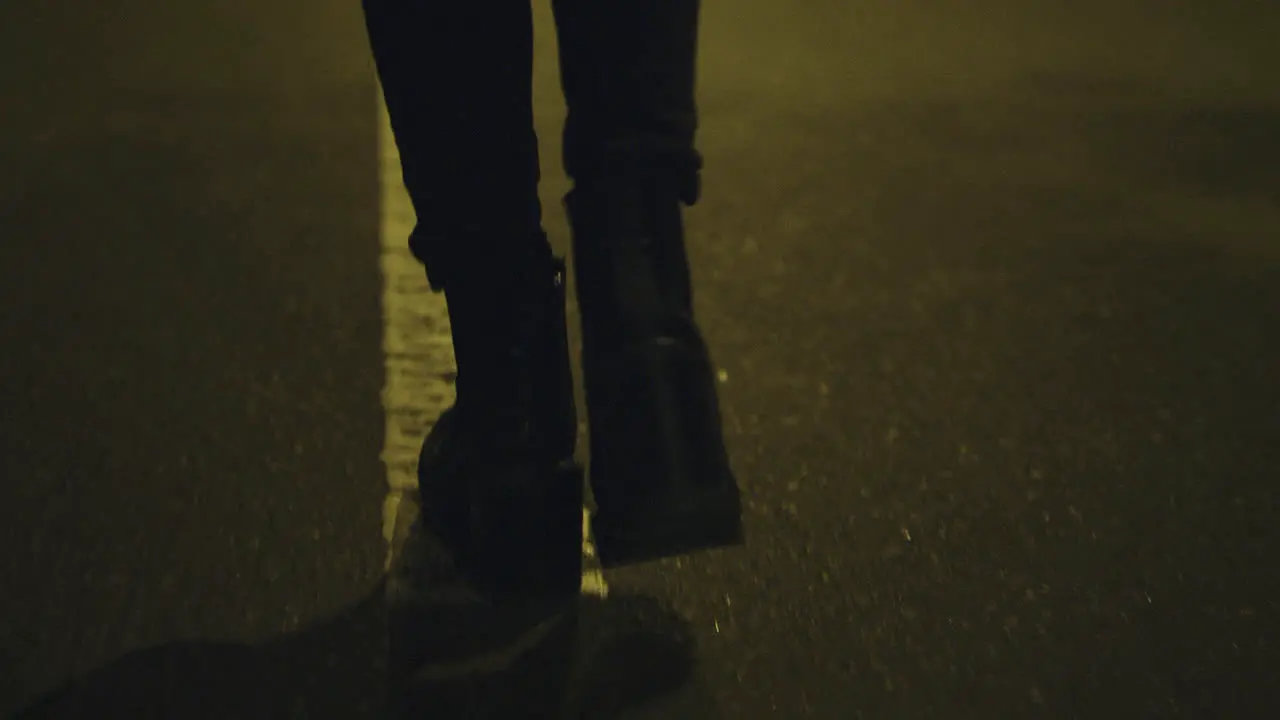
[[362, 0, 704, 291]]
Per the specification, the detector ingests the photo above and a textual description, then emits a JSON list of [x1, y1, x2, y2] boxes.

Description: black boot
[[416, 249, 583, 601], [566, 179, 743, 568]]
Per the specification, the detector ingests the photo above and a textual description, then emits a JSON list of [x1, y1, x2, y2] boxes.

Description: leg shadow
[[12, 584, 389, 719], [14, 504, 718, 719], [385, 497, 721, 719]]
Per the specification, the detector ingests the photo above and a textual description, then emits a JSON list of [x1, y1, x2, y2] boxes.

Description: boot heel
[[466, 461, 585, 601], [587, 339, 744, 568]]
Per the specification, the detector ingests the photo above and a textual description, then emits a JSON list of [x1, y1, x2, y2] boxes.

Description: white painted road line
[[375, 92, 606, 597]]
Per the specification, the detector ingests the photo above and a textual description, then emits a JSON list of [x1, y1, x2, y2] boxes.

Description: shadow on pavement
[[382, 498, 721, 720], [12, 582, 389, 719], [13, 517, 718, 720]]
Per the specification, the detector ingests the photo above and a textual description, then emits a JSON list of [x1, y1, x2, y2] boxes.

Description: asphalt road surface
[[3, 0, 1279, 718]]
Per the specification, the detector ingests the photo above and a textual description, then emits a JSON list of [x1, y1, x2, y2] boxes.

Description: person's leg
[[363, 0, 545, 290], [363, 0, 580, 597], [553, 0, 703, 206], [552, 0, 743, 567]]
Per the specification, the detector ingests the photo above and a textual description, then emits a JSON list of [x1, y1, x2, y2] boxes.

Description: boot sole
[[592, 484, 744, 568], [460, 460, 586, 601], [585, 337, 746, 568]]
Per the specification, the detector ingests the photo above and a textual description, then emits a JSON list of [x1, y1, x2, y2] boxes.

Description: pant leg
[[551, 0, 703, 205], [362, 0, 546, 291]]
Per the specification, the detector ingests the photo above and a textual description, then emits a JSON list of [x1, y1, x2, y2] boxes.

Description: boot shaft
[[565, 182, 697, 348], [563, 178, 743, 567], [443, 252, 577, 461]]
